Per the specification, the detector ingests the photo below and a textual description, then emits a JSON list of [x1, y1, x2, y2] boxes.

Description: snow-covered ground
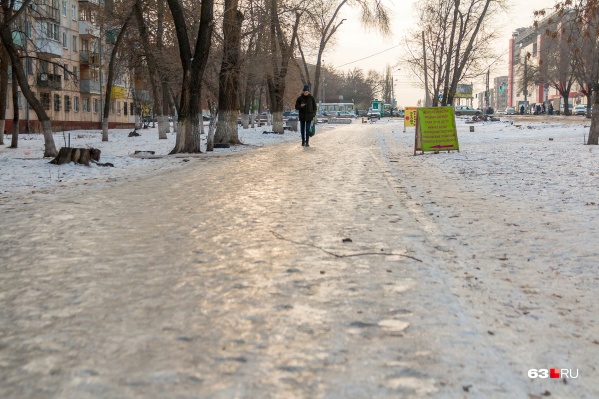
[[0, 117, 596, 205], [0, 122, 322, 198]]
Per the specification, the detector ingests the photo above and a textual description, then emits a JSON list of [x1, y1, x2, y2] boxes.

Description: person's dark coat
[[295, 94, 317, 121]]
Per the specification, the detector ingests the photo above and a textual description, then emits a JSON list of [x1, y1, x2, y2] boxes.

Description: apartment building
[[4, 0, 136, 133], [508, 10, 586, 111]]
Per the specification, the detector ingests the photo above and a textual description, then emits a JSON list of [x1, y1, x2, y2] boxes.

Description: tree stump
[[49, 147, 101, 166]]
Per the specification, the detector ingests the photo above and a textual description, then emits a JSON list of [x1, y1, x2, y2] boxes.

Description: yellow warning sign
[[403, 107, 417, 132], [414, 107, 459, 155]]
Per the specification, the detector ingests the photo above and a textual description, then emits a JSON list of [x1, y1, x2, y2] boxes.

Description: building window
[[17, 91, 22, 108], [130, 102, 135, 115], [54, 93, 61, 111], [46, 23, 60, 41], [532, 43, 538, 57], [123, 102, 127, 116], [74, 96, 79, 112], [94, 98, 99, 113], [64, 63, 69, 81], [82, 97, 89, 112], [71, 5, 77, 21], [72, 35, 77, 51], [62, 0, 67, 16], [117, 101, 121, 115], [26, 58, 33, 76], [62, 32, 68, 48], [73, 66, 78, 81], [64, 95, 71, 112], [41, 93, 51, 110]]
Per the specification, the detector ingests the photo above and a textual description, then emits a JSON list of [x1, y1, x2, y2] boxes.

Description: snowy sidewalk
[[0, 119, 598, 398]]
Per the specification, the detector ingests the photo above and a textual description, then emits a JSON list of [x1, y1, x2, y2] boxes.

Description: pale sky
[[324, 0, 559, 107]]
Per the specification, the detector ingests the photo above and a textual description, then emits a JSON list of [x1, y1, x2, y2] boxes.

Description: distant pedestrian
[[542, 103, 546, 114], [548, 103, 554, 115], [520, 105, 525, 115], [295, 85, 317, 147]]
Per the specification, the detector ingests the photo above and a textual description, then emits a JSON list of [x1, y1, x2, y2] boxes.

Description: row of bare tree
[[403, 0, 599, 144], [0, 0, 392, 155]]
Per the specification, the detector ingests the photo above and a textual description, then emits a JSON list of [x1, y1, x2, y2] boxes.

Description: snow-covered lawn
[[0, 123, 314, 197]]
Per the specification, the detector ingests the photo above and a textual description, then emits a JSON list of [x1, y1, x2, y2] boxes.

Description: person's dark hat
[[303, 85, 310, 92]]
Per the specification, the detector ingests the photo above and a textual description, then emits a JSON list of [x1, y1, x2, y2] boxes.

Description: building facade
[[4, 0, 136, 133], [508, 11, 585, 113]]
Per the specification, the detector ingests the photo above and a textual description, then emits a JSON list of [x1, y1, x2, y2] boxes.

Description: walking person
[[295, 85, 317, 147]]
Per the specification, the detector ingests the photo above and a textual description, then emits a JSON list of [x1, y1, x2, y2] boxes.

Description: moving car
[[505, 107, 516, 115], [454, 105, 482, 116], [573, 105, 587, 115]]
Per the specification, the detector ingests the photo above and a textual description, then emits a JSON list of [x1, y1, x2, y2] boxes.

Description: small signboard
[[403, 107, 417, 132], [414, 107, 459, 155]]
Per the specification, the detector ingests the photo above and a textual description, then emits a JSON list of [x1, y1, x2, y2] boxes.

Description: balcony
[[80, 79, 101, 94], [28, 4, 60, 21], [35, 38, 62, 57], [79, 20, 100, 37], [37, 73, 62, 90], [79, 50, 100, 66]]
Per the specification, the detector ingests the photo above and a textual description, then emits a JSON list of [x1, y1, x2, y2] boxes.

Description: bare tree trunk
[[0, 17, 56, 156], [588, 86, 599, 144], [266, 1, 300, 134], [172, 105, 178, 133], [134, 0, 167, 140], [102, 11, 133, 141], [10, 73, 19, 148], [157, 0, 170, 137], [166, 0, 214, 154], [206, 101, 217, 151], [0, 48, 7, 145], [214, 1, 243, 147]]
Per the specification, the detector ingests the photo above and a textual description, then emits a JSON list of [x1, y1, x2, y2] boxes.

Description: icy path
[[0, 120, 597, 398]]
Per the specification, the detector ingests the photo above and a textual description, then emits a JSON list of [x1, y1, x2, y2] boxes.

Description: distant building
[[508, 11, 585, 111], [5, 0, 136, 133]]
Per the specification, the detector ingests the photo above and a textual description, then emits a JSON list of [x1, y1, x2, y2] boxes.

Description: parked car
[[454, 105, 482, 116], [573, 105, 587, 115], [367, 109, 381, 118], [335, 111, 355, 118], [505, 107, 516, 115], [282, 111, 299, 118]]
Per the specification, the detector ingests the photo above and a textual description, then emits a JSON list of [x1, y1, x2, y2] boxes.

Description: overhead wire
[[333, 44, 402, 68]]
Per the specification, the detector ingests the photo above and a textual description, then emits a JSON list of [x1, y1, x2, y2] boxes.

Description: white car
[[335, 111, 355, 118], [367, 109, 381, 118], [573, 105, 587, 115], [454, 105, 482, 116]]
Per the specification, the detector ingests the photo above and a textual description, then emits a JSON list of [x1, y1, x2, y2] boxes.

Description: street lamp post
[[391, 69, 401, 111]]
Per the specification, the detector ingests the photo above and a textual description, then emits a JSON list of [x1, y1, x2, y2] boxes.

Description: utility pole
[[422, 31, 430, 107], [523, 55, 528, 106], [485, 68, 490, 111]]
